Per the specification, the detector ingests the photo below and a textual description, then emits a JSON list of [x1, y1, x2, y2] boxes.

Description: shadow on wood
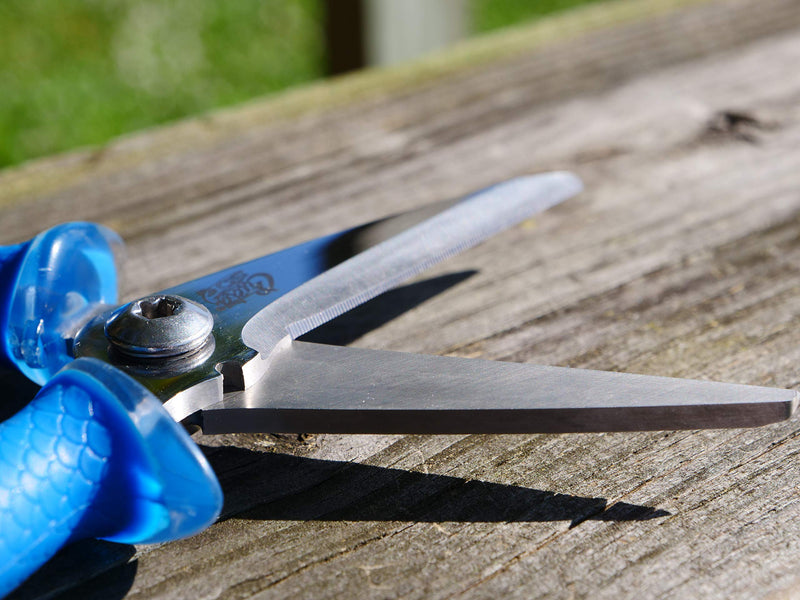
[[300, 270, 477, 347], [8, 540, 136, 600], [209, 448, 670, 527]]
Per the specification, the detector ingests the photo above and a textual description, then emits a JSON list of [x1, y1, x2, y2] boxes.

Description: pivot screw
[[104, 294, 214, 359]]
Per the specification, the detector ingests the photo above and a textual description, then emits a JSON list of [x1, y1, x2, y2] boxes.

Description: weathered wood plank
[[4, 0, 800, 598], [1, 0, 798, 229]]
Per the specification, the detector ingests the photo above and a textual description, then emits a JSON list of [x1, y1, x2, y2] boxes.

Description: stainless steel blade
[[241, 172, 583, 384], [199, 341, 798, 434], [73, 172, 580, 420]]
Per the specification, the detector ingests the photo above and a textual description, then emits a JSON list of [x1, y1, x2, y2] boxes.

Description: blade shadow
[[8, 443, 668, 600], [204, 446, 670, 527], [299, 270, 476, 346]]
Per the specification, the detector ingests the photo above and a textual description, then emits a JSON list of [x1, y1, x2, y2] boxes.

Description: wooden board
[[5, 0, 800, 597]]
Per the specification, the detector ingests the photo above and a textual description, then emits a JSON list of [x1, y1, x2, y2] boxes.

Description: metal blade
[[200, 341, 798, 434], [74, 173, 579, 420], [241, 172, 582, 384]]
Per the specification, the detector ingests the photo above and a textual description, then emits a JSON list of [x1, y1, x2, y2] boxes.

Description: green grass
[[0, 0, 323, 168], [0, 0, 602, 169], [472, 0, 608, 32]]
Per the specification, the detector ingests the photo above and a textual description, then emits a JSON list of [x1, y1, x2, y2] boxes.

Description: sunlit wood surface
[[4, 0, 800, 597]]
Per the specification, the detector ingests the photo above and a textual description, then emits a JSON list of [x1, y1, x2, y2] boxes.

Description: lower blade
[[200, 341, 798, 434]]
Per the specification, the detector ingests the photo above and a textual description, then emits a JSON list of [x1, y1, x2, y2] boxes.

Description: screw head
[[104, 295, 214, 359]]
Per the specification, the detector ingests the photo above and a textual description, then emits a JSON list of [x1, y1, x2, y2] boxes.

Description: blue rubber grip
[[0, 358, 223, 596], [0, 223, 121, 385]]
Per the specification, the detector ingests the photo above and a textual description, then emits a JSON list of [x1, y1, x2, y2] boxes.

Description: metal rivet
[[104, 295, 214, 359]]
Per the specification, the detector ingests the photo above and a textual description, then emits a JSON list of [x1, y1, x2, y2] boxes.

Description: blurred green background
[[0, 0, 600, 169]]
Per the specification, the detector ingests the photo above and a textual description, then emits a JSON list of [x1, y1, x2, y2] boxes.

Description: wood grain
[[5, 0, 800, 598]]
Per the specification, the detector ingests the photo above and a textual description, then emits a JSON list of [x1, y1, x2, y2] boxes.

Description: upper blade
[[200, 341, 798, 434], [241, 172, 582, 383]]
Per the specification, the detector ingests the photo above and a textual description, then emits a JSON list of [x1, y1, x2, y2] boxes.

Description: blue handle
[[0, 358, 223, 596], [0, 224, 224, 594], [0, 223, 121, 385]]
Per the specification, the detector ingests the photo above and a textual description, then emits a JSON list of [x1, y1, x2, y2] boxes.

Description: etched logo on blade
[[198, 270, 276, 311]]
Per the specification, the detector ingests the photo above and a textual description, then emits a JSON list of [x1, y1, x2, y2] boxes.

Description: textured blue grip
[[0, 358, 223, 596]]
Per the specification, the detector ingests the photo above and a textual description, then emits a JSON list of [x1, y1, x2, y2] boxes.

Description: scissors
[[0, 172, 796, 595]]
